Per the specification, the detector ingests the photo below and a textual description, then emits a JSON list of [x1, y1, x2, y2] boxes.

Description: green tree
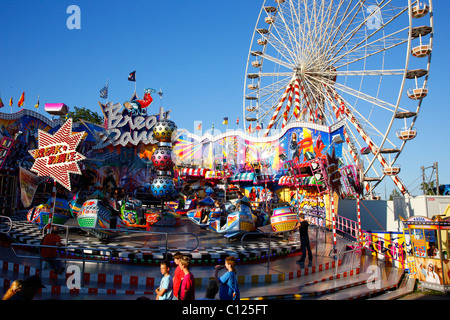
[[420, 181, 436, 195], [389, 188, 401, 200], [66, 106, 103, 125]]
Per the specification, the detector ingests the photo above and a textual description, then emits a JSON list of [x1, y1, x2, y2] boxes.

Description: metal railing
[[240, 224, 321, 270], [10, 223, 201, 287], [0, 215, 12, 234], [10, 242, 112, 287], [52, 223, 200, 260], [329, 240, 365, 275], [335, 215, 361, 240], [360, 231, 405, 268]]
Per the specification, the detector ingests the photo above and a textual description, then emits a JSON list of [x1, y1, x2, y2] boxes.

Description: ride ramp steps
[[315, 267, 404, 300], [367, 272, 414, 300]]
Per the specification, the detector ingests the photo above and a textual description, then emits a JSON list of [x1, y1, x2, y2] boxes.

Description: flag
[[34, 96, 40, 109], [98, 101, 109, 129], [196, 122, 202, 130], [0, 96, 4, 108], [128, 70, 136, 82], [100, 82, 109, 99], [9, 97, 13, 106], [18, 91, 25, 107], [236, 117, 239, 125], [19, 167, 44, 208], [247, 124, 252, 133], [223, 117, 228, 125]]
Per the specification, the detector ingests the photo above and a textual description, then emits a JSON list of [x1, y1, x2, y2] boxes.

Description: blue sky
[[1, 0, 449, 198]]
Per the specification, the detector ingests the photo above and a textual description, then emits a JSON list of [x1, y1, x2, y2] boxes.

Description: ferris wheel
[[243, 0, 433, 197]]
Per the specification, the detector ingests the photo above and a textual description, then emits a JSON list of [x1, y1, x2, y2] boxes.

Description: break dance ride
[[243, 0, 433, 198]]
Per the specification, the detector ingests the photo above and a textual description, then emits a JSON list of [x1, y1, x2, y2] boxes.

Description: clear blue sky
[[1, 0, 449, 198]]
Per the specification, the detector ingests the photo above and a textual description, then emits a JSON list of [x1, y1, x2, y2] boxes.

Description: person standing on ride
[[214, 256, 240, 300], [172, 252, 183, 300], [294, 214, 313, 264], [179, 256, 195, 300]]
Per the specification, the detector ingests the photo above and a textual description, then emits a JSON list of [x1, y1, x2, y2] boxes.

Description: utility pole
[[436, 161, 439, 195], [421, 162, 439, 195]]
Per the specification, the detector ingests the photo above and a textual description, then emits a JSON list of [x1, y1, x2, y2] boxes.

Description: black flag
[[128, 71, 136, 82]]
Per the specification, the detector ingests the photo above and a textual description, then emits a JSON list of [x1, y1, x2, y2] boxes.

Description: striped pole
[[292, 78, 301, 120], [323, 86, 359, 164], [331, 191, 337, 255], [330, 89, 409, 195], [264, 83, 293, 137], [356, 193, 362, 241], [282, 84, 295, 128], [297, 77, 314, 122], [46, 180, 57, 234]]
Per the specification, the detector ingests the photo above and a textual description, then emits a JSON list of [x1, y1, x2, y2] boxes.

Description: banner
[[19, 167, 42, 208]]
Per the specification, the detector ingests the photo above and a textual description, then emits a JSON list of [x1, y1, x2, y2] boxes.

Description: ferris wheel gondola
[[242, 0, 433, 197]]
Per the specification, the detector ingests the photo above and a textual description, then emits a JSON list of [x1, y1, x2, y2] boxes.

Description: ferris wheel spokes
[[243, 0, 433, 197], [332, 28, 409, 69], [331, 2, 409, 64]]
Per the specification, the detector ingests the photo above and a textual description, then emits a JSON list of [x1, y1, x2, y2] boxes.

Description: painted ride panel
[[27, 197, 71, 229], [71, 191, 180, 240], [187, 207, 217, 228], [270, 206, 297, 232], [76, 198, 125, 240], [175, 198, 197, 215]]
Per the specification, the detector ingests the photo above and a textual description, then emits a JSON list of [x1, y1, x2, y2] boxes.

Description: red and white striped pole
[[331, 191, 337, 254], [46, 179, 57, 234], [356, 193, 362, 241], [264, 83, 293, 137]]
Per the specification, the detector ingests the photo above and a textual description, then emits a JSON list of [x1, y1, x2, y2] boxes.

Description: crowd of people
[[1, 251, 241, 301], [154, 252, 240, 301]]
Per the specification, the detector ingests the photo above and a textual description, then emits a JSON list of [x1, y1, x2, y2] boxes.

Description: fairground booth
[[402, 205, 450, 292]]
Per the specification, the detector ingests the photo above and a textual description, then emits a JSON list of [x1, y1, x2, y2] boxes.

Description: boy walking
[[214, 256, 240, 300]]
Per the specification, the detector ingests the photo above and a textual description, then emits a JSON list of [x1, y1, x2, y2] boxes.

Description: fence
[[302, 210, 406, 268]]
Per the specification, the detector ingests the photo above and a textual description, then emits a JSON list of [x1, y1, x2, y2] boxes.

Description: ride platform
[[0, 211, 409, 301]]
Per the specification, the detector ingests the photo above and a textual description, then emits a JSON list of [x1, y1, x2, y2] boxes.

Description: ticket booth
[[402, 209, 450, 292]]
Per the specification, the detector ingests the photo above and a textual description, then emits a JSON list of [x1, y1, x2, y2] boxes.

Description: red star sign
[[29, 118, 85, 191]]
